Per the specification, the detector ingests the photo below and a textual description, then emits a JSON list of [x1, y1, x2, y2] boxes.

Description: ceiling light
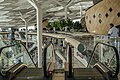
[[0, 6, 4, 9], [0, 11, 9, 15], [0, 0, 4, 3], [92, 30, 96, 33], [46, 6, 63, 12], [0, 15, 8, 19], [0, 19, 12, 22], [0, 2, 11, 6]]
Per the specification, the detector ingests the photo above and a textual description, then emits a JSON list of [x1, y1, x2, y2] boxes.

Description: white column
[[37, 7, 43, 68], [27, 0, 43, 68], [80, 3, 82, 18], [25, 20, 28, 49], [20, 15, 28, 49], [65, 7, 67, 20], [64, 0, 74, 20], [65, 7, 68, 32]]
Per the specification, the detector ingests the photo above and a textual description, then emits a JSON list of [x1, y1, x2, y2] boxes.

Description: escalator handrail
[[87, 42, 119, 78], [68, 45, 72, 77], [43, 42, 55, 77], [0, 42, 37, 68], [66, 43, 72, 77]]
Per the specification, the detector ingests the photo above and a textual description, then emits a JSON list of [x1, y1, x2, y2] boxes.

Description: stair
[[73, 68, 105, 80], [52, 69, 65, 80]]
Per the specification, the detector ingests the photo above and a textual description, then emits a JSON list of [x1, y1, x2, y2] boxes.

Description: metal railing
[[87, 42, 119, 78], [0, 42, 37, 76], [43, 43, 55, 77]]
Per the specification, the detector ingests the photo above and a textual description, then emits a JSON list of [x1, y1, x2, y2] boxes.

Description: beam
[[80, 3, 82, 17], [52, 0, 64, 6], [66, 0, 74, 7], [36, 7, 43, 68], [27, 15, 36, 22], [27, 0, 38, 9], [64, 0, 74, 20], [65, 7, 68, 20]]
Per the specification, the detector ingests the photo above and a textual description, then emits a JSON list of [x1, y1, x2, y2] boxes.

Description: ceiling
[[0, 0, 94, 28]]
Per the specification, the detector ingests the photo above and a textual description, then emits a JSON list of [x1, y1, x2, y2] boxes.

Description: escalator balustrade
[[0, 42, 54, 80], [65, 42, 119, 80]]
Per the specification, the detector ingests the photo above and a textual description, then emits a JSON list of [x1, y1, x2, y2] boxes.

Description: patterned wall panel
[[85, 0, 120, 35]]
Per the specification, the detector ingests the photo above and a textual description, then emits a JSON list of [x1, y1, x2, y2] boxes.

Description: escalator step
[[73, 68, 106, 80], [13, 68, 50, 80]]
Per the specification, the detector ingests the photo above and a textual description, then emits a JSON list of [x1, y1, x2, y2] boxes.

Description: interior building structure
[[0, 0, 120, 80]]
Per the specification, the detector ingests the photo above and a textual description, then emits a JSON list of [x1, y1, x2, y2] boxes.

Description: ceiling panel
[[0, 0, 94, 28]]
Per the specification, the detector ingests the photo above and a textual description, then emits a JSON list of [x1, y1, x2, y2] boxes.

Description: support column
[[27, 0, 43, 68], [64, 0, 74, 20], [64, 0, 74, 32], [37, 7, 43, 68], [20, 14, 28, 49], [25, 20, 28, 49], [65, 7, 68, 32], [80, 3, 82, 18], [65, 7, 68, 20]]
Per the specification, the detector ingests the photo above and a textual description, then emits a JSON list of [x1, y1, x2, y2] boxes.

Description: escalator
[[0, 42, 53, 80], [52, 69, 65, 80], [17, 32, 25, 40], [3, 41, 118, 80], [65, 42, 119, 80]]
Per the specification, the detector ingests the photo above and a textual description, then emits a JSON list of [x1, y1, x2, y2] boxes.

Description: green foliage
[[60, 19, 66, 28], [66, 19, 73, 29], [46, 19, 74, 30]]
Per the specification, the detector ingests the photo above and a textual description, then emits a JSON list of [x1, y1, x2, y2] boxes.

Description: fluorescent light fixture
[[3, 7, 13, 10], [0, 6, 4, 9], [73, 19, 80, 22], [0, 0, 4, 3], [0, 24, 15, 27], [0, 11, 9, 15], [0, 2, 11, 6], [81, 1, 93, 5], [0, 19, 12, 22], [92, 30, 96, 33], [46, 6, 63, 12], [0, 15, 8, 19]]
